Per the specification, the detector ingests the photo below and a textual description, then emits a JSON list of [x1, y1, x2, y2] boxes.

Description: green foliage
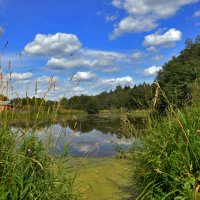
[[0, 95, 9, 101], [156, 35, 200, 110], [85, 97, 100, 114], [128, 83, 153, 109], [0, 114, 81, 200], [126, 103, 200, 199], [58, 84, 153, 111], [10, 83, 154, 112], [117, 35, 200, 199]]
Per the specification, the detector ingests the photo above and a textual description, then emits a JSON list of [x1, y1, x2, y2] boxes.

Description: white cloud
[[103, 67, 120, 73], [37, 76, 59, 83], [92, 76, 134, 90], [7, 72, 33, 80], [143, 66, 162, 76], [121, 0, 198, 18], [152, 55, 163, 61], [147, 46, 157, 52], [72, 86, 88, 94], [112, 0, 123, 8], [82, 49, 126, 60], [194, 9, 200, 17], [46, 49, 126, 72], [72, 71, 96, 82], [24, 33, 82, 56], [46, 57, 114, 71], [110, 16, 157, 39], [102, 76, 133, 85], [143, 28, 182, 48], [24, 33, 127, 73], [110, 0, 198, 38], [131, 51, 144, 60]]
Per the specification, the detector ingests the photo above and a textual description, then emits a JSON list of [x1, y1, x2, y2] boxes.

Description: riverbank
[[6, 108, 151, 124]]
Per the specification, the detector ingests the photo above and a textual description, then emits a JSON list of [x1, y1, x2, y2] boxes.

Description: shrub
[[126, 103, 200, 199], [85, 97, 100, 114], [0, 106, 81, 200]]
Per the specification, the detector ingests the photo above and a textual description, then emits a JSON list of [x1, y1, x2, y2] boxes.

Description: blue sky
[[0, 0, 200, 99]]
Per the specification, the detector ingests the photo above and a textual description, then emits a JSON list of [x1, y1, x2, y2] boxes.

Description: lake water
[[12, 115, 136, 157]]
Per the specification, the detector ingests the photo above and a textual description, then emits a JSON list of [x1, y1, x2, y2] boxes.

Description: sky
[[0, 0, 200, 100]]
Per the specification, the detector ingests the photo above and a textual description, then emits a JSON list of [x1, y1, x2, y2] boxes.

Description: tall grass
[[123, 89, 200, 199], [0, 59, 81, 199]]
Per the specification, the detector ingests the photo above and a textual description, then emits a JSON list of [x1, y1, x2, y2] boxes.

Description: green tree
[[156, 37, 200, 111], [85, 97, 100, 114]]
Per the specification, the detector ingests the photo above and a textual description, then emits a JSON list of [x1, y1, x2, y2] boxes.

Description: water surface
[[13, 115, 136, 157]]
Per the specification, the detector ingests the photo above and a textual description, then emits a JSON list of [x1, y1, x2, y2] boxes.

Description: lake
[[12, 115, 138, 157]]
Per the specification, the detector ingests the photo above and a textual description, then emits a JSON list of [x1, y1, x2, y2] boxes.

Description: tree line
[[6, 35, 200, 113]]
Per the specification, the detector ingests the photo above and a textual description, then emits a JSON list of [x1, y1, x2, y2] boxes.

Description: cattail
[[153, 82, 160, 108]]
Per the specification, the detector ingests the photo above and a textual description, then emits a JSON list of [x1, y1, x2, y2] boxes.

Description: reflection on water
[[12, 116, 137, 157], [38, 124, 134, 157]]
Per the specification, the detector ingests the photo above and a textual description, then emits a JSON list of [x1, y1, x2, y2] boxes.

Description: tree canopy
[[156, 35, 200, 110]]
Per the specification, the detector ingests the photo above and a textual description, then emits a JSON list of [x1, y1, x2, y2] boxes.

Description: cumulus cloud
[[110, 0, 198, 38], [72, 71, 96, 82], [24, 33, 82, 56], [194, 9, 200, 17], [47, 57, 91, 70], [92, 76, 134, 90], [112, 0, 123, 8], [37, 76, 59, 83], [24, 33, 127, 73], [103, 67, 120, 73], [102, 76, 133, 85], [82, 49, 126, 60], [110, 16, 157, 40], [143, 28, 182, 48], [72, 86, 88, 93], [143, 66, 162, 76], [46, 49, 126, 72], [7, 72, 33, 80], [146, 46, 157, 52], [151, 55, 164, 61], [131, 51, 144, 60], [46, 57, 115, 71]]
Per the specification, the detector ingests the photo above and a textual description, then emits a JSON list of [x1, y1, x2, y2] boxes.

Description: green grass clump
[[0, 113, 81, 200], [126, 103, 200, 199]]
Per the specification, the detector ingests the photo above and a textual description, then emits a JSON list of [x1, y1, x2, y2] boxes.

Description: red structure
[[0, 101, 12, 111]]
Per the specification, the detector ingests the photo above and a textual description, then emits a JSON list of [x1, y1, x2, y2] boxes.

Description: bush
[[0, 114, 81, 200], [85, 98, 100, 114], [126, 103, 200, 199]]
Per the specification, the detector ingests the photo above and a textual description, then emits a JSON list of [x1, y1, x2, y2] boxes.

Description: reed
[[123, 85, 200, 199], [0, 53, 82, 199]]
